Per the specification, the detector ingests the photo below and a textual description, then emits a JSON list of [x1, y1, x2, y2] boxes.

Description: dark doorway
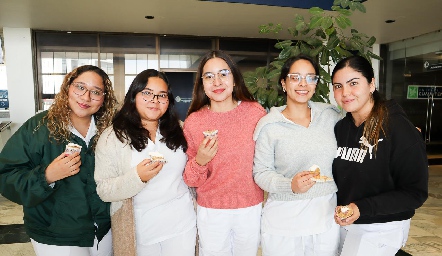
[[165, 72, 195, 121]]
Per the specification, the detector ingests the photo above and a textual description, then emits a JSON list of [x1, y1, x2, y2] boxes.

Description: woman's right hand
[[195, 136, 218, 166], [137, 159, 163, 183], [291, 171, 315, 193], [45, 152, 81, 184]]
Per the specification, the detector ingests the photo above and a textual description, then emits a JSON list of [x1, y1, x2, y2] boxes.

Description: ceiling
[[0, 0, 441, 44]]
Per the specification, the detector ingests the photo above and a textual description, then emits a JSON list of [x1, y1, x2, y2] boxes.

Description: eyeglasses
[[71, 82, 106, 101], [286, 74, 319, 85], [201, 69, 231, 85], [140, 90, 169, 104]]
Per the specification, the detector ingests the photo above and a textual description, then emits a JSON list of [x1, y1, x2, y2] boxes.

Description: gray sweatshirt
[[253, 101, 342, 201]]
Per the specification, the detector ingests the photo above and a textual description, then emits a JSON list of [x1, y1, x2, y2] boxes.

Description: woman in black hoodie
[[331, 55, 428, 256]]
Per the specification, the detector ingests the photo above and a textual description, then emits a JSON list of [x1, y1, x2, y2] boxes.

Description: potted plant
[[244, 0, 381, 109]]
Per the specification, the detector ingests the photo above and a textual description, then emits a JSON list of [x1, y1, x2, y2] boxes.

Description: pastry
[[149, 151, 167, 163], [309, 164, 334, 182], [336, 205, 354, 219], [203, 129, 218, 138], [309, 164, 321, 179], [64, 143, 82, 155]]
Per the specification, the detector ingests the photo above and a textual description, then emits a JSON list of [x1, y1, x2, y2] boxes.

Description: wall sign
[[407, 85, 442, 99], [0, 90, 9, 108]]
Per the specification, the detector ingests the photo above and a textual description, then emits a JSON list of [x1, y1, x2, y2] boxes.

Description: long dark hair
[[112, 69, 187, 152], [332, 55, 388, 155], [187, 50, 256, 116]]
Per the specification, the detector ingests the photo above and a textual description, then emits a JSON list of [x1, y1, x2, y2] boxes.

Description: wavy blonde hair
[[40, 65, 118, 148]]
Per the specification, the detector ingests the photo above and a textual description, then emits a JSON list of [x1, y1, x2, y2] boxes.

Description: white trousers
[[136, 226, 197, 256], [261, 222, 340, 256], [197, 203, 261, 256], [31, 229, 113, 256], [339, 219, 411, 256]]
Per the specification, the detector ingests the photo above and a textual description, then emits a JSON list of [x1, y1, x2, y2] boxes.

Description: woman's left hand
[[334, 203, 360, 226]]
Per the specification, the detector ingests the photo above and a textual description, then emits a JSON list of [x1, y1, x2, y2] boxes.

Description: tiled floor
[[0, 165, 441, 256]]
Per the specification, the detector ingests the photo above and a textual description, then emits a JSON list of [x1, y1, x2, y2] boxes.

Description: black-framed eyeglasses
[[71, 82, 106, 101], [286, 74, 319, 85], [201, 69, 231, 85], [140, 90, 169, 104]]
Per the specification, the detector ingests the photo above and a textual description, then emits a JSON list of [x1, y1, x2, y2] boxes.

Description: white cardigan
[[94, 126, 147, 216]]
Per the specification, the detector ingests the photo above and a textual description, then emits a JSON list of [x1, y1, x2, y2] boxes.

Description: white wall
[[3, 27, 36, 134]]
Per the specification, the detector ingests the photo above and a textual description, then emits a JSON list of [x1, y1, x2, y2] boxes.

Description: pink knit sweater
[[183, 101, 266, 209]]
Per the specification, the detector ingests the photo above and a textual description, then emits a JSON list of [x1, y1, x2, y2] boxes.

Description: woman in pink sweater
[[183, 50, 266, 256]]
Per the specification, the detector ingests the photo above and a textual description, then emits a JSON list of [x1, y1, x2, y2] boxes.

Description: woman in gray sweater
[[253, 54, 342, 256]]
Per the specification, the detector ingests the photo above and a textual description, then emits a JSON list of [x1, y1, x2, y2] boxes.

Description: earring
[[282, 87, 286, 93]]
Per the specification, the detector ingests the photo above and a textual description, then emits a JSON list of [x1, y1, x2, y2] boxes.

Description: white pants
[[339, 219, 411, 256], [31, 229, 113, 256], [261, 222, 340, 256], [136, 227, 197, 256], [197, 203, 261, 256]]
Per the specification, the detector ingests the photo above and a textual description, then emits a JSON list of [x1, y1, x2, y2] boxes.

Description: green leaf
[[300, 43, 312, 55], [290, 46, 301, 57], [367, 36, 376, 46], [309, 7, 324, 15], [267, 68, 281, 79], [341, 0, 349, 8], [310, 45, 324, 57], [335, 16, 347, 29], [331, 5, 341, 11], [355, 2, 366, 13], [279, 47, 292, 59], [337, 8, 352, 16], [351, 28, 359, 34], [321, 16, 333, 29], [307, 38, 324, 47], [296, 22, 306, 31], [325, 27, 335, 36], [274, 40, 293, 50], [315, 28, 327, 39], [320, 49, 329, 65], [288, 27, 299, 37], [367, 50, 382, 61], [270, 60, 285, 69], [326, 34, 340, 49], [309, 16, 324, 29], [333, 0, 342, 6], [335, 46, 353, 57]]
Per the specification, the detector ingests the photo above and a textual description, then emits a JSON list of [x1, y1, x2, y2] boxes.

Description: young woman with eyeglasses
[[253, 54, 342, 255], [0, 65, 117, 256], [183, 50, 266, 255], [331, 55, 428, 256], [94, 69, 196, 256]]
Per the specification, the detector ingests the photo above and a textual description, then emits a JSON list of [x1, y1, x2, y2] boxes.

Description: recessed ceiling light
[[385, 19, 396, 23], [145, 16, 154, 20]]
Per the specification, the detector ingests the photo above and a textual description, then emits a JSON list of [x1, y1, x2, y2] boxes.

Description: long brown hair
[[40, 65, 117, 148], [332, 56, 388, 156], [187, 50, 256, 116]]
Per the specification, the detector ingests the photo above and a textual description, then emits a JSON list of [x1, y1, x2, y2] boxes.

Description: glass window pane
[[160, 36, 212, 70]]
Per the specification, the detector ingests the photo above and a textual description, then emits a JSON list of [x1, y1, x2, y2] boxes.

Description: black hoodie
[[332, 100, 428, 224]]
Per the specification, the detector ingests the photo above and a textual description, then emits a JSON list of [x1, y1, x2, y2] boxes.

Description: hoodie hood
[[253, 101, 341, 141]]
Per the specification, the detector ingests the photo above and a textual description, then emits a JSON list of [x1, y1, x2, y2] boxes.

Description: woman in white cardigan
[[94, 69, 196, 256]]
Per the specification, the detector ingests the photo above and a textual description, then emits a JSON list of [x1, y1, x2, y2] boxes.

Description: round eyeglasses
[[71, 82, 106, 101], [201, 69, 231, 85], [140, 90, 169, 104], [286, 74, 319, 85]]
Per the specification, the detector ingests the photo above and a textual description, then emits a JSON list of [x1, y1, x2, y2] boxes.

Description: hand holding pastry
[[291, 171, 315, 193], [137, 159, 163, 183], [45, 151, 81, 183], [195, 135, 218, 166], [334, 203, 360, 226]]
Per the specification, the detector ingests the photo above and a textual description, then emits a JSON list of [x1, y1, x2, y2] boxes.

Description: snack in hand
[[336, 205, 354, 219], [149, 152, 167, 163], [65, 143, 82, 155], [203, 129, 218, 138], [309, 164, 321, 179], [309, 164, 334, 182]]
